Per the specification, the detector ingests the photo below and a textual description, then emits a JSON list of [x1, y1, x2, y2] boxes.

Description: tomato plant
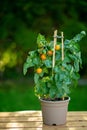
[[23, 31, 86, 100]]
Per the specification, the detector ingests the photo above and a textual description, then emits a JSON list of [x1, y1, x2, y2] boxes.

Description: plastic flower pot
[[40, 97, 70, 125]]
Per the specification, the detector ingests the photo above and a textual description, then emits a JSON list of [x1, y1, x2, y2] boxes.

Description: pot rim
[[40, 97, 70, 104]]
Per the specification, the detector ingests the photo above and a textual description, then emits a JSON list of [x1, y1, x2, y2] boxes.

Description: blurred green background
[[0, 0, 87, 111]]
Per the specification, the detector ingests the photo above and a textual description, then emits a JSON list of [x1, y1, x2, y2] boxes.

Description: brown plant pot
[[40, 97, 70, 125]]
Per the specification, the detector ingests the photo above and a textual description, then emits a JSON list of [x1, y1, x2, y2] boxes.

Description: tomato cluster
[[36, 45, 61, 74]]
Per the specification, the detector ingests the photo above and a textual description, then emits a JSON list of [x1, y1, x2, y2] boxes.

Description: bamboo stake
[[61, 32, 64, 101], [52, 30, 57, 75], [61, 32, 64, 61]]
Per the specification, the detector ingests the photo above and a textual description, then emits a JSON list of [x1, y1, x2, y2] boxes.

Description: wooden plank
[[0, 112, 87, 122], [0, 122, 87, 129], [0, 125, 87, 130], [0, 116, 87, 123], [0, 120, 87, 128], [0, 111, 42, 117], [0, 111, 87, 117], [0, 126, 87, 130], [67, 111, 87, 116], [0, 117, 42, 122]]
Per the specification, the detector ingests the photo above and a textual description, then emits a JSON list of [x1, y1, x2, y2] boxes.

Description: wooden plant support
[[52, 30, 64, 73], [52, 30, 57, 75], [61, 32, 64, 61], [52, 30, 65, 100], [61, 32, 64, 100]]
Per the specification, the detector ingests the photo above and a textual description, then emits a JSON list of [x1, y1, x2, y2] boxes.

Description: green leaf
[[72, 72, 80, 80], [26, 56, 34, 66], [73, 44, 80, 52], [37, 33, 46, 47], [57, 86, 64, 98], [70, 66, 74, 76], [62, 84, 70, 95], [63, 57, 71, 63], [42, 76, 50, 82], [35, 84, 42, 97], [64, 40, 70, 45], [42, 85, 49, 95], [44, 59, 52, 68], [74, 60, 79, 72], [34, 73, 39, 84], [23, 63, 30, 75], [33, 57, 40, 65], [29, 50, 36, 57], [29, 50, 41, 66], [55, 73, 59, 82], [55, 51, 61, 60], [59, 71, 66, 81], [54, 66, 61, 73], [72, 31, 86, 43], [49, 88, 56, 99], [76, 52, 82, 67], [23, 55, 34, 75], [47, 82, 52, 88]]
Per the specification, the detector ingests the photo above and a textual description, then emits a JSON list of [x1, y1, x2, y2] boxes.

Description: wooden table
[[0, 111, 87, 130]]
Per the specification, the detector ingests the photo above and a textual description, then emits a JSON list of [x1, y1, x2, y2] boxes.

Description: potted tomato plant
[[23, 30, 86, 125]]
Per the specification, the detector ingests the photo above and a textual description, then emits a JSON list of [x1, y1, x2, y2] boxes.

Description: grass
[[0, 78, 87, 111]]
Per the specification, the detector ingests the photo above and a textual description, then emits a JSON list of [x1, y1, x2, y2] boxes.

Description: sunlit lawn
[[0, 78, 87, 111]]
